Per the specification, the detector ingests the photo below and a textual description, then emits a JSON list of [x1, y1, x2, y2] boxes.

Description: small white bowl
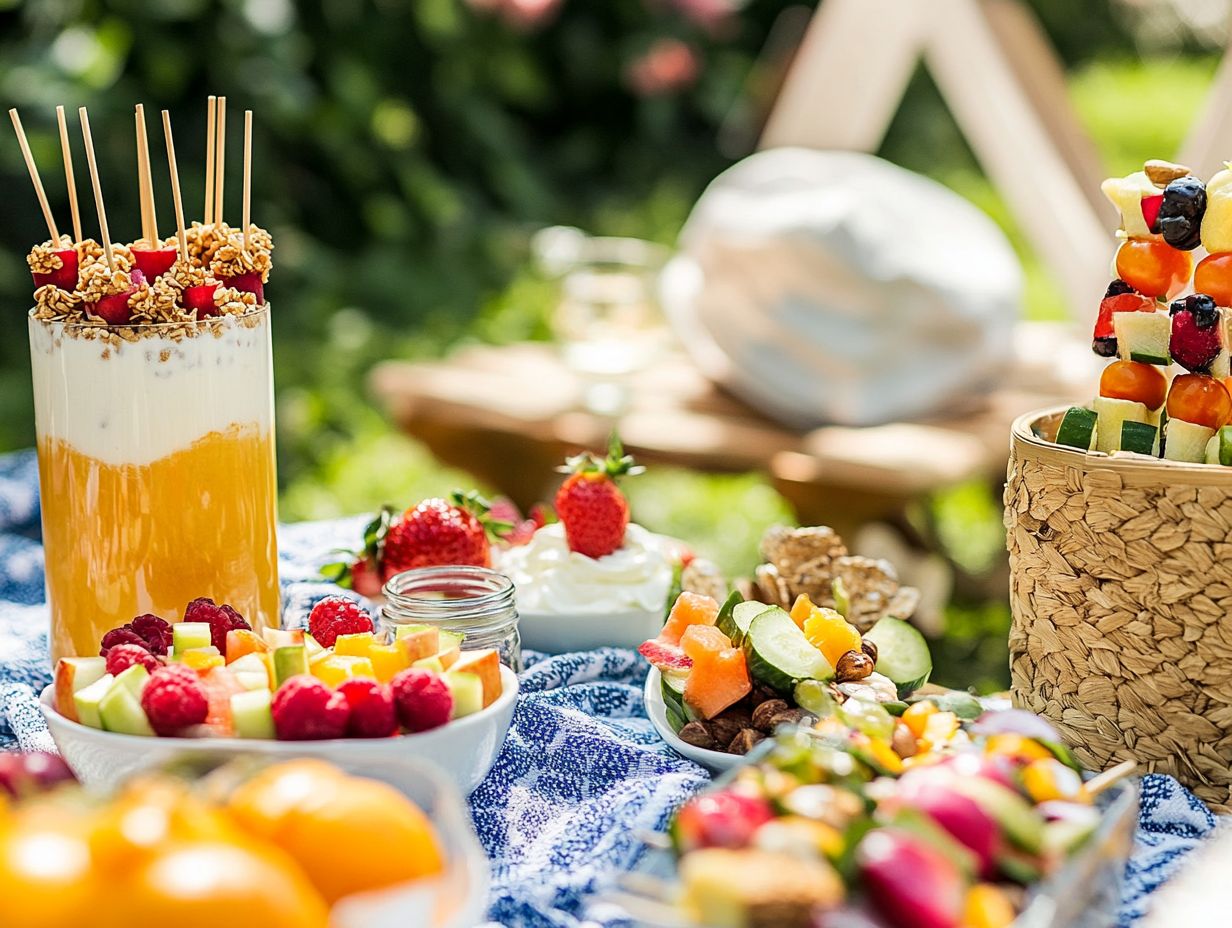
[[644, 667, 743, 775], [41, 665, 518, 796], [519, 606, 667, 655]]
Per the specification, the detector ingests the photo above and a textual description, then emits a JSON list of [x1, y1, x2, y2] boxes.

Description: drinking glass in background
[[30, 306, 280, 663], [534, 226, 672, 416]]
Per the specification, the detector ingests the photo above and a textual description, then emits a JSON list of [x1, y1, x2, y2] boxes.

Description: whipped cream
[[496, 522, 675, 615], [28, 310, 273, 466]]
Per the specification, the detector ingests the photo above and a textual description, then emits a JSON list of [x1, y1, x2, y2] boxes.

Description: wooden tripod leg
[[759, 0, 930, 152], [1180, 45, 1232, 181], [923, 0, 1108, 325]]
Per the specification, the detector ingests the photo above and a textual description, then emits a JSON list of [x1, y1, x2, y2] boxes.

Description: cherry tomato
[[1099, 360, 1168, 410], [1167, 373, 1231, 430], [1195, 253, 1232, 307], [1115, 239, 1192, 299]]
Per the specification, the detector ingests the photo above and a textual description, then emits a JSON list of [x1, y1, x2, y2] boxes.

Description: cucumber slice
[[1093, 397, 1150, 454], [713, 590, 744, 642], [832, 576, 851, 618], [862, 617, 932, 698], [742, 607, 831, 694], [721, 601, 770, 647], [1119, 420, 1157, 456], [1164, 418, 1215, 463], [1113, 310, 1170, 365], [661, 671, 688, 732], [1054, 407, 1097, 451]]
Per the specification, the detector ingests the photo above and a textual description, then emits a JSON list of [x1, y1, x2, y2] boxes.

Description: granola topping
[[27, 237, 73, 275], [211, 226, 273, 281], [32, 284, 82, 319]]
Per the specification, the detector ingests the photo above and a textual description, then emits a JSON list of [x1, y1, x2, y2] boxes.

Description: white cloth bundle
[[663, 148, 1023, 427]]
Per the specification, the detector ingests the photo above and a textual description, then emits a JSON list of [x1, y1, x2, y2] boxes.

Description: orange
[[226, 760, 444, 904], [802, 608, 862, 670], [0, 808, 97, 928], [119, 839, 330, 928]]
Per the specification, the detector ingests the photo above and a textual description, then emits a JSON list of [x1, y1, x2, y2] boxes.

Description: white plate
[[643, 667, 742, 775], [41, 664, 518, 796], [519, 606, 666, 655]]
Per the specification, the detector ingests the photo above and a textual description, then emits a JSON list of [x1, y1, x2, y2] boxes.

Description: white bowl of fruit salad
[[493, 439, 689, 654], [41, 596, 517, 794], [641, 590, 934, 773]]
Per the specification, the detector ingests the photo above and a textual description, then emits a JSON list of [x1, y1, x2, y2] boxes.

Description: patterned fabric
[[0, 447, 1218, 925]]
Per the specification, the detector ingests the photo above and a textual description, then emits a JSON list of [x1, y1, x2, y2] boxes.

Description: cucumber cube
[[412, 655, 446, 674], [113, 662, 151, 697], [1055, 407, 1097, 450], [1119, 420, 1158, 456], [172, 622, 212, 655], [1113, 310, 1170, 365]]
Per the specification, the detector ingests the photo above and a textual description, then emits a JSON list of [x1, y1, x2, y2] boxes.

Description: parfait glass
[[29, 306, 280, 663]]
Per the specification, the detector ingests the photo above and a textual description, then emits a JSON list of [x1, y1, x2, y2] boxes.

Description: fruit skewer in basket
[[1057, 159, 1232, 464]]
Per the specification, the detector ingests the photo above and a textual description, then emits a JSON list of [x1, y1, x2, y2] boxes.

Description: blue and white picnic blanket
[[0, 448, 1217, 926]]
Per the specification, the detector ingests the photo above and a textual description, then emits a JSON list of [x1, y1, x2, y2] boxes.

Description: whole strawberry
[[554, 435, 643, 559], [380, 491, 494, 581], [1170, 293, 1224, 373]]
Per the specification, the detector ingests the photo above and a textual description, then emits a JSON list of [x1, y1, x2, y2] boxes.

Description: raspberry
[[99, 625, 150, 657], [140, 664, 209, 736], [391, 668, 453, 733], [271, 675, 350, 740], [183, 597, 251, 652], [308, 596, 373, 649], [105, 643, 162, 677], [130, 614, 173, 655], [337, 678, 398, 738]]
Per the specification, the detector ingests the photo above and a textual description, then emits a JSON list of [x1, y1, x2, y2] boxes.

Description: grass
[[287, 56, 1216, 690]]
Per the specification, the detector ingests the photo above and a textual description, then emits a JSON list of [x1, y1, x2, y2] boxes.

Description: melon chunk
[[681, 625, 751, 720], [659, 592, 720, 646]]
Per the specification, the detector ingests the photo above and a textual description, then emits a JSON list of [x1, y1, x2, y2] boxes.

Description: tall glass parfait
[[29, 306, 280, 664]]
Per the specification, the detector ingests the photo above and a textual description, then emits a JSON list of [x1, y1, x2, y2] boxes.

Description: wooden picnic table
[[369, 321, 1098, 540]]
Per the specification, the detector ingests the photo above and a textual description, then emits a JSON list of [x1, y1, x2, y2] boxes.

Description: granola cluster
[[28, 222, 273, 337]]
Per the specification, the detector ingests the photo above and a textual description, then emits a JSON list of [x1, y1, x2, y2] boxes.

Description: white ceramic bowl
[[644, 667, 742, 775], [519, 605, 667, 655], [41, 665, 518, 796]]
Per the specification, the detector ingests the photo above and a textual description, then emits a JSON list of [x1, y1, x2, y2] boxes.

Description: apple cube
[[412, 656, 446, 674], [99, 678, 154, 737], [262, 627, 305, 649], [450, 649, 501, 708], [73, 673, 115, 729], [228, 653, 271, 691], [54, 657, 107, 721], [273, 645, 309, 686], [396, 625, 440, 663], [443, 670, 484, 718]]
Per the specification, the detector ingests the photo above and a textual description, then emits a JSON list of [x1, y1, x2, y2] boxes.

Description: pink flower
[[465, 0, 562, 30], [626, 39, 701, 96]]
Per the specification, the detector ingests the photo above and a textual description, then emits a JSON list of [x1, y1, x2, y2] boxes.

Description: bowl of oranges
[[0, 753, 489, 928]]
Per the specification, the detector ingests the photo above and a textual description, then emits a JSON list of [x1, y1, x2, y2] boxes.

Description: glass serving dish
[[606, 738, 1139, 928]]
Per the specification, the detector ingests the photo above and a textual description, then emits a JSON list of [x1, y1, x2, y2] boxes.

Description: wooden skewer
[[135, 104, 159, 247], [78, 107, 114, 272], [214, 95, 226, 226], [56, 106, 82, 245], [204, 95, 216, 225], [8, 108, 61, 243], [1084, 759, 1137, 798], [242, 109, 252, 251], [161, 110, 189, 266]]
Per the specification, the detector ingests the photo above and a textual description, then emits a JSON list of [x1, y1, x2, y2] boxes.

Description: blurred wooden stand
[[760, 0, 1110, 325], [370, 322, 1096, 542]]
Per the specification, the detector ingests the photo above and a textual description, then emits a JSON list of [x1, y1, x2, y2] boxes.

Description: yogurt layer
[[496, 522, 675, 615], [29, 310, 273, 467]]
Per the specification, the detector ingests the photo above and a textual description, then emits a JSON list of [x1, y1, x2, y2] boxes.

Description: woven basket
[[1006, 406, 1232, 811]]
